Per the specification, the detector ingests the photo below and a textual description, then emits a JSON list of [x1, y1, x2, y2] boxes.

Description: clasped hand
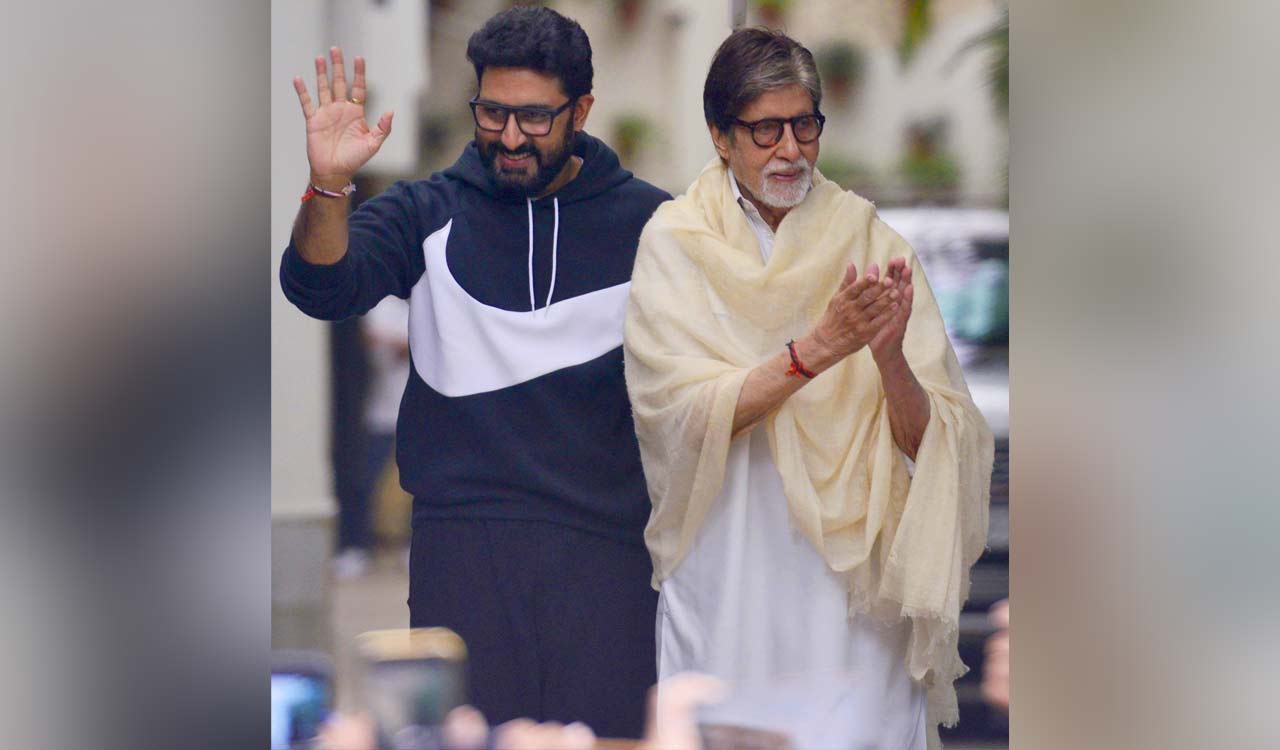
[[811, 257, 915, 365]]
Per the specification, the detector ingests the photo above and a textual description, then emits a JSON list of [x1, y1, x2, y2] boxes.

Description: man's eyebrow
[[744, 112, 818, 120], [474, 98, 557, 109]]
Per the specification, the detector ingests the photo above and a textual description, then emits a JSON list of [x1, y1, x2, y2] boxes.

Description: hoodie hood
[[443, 131, 633, 205]]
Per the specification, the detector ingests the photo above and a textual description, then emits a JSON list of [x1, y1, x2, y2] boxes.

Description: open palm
[[293, 47, 394, 181]]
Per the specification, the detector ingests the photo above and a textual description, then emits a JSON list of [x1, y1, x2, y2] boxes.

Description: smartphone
[[271, 650, 333, 750], [356, 627, 469, 750]]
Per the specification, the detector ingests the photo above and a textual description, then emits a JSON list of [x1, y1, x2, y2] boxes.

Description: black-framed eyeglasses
[[469, 97, 576, 137], [732, 113, 826, 148]]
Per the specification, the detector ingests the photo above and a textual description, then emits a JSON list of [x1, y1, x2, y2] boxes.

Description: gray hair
[[703, 28, 823, 134]]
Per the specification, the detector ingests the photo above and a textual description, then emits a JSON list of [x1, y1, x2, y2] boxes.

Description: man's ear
[[709, 124, 732, 161], [572, 95, 595, 132]]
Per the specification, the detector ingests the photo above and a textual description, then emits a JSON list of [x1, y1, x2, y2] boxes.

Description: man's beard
[[741, 155, 813, 210], [477, 126, 576, 199]]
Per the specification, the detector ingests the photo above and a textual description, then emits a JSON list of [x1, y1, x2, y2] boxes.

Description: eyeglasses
[[731, 113, 826, 148], [469, 97, 576, 137]]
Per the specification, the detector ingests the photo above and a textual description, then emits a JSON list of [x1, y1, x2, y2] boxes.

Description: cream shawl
[[623, 159, 994, 748]]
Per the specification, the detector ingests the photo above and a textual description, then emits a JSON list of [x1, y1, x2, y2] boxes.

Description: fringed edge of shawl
[[846, 594, 967, 750]]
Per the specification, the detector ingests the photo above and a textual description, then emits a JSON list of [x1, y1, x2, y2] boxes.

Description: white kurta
[[654, 172, 927, 749]]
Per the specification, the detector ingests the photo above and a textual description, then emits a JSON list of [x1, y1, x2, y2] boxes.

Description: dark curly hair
[[703, 28, 822, 134], [466, 6, 593, 99]]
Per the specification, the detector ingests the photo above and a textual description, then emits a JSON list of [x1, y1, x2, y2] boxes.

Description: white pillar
[[664, 0, 729, 190], [271, 0, 337, 652], [326, 0, 430, 176]]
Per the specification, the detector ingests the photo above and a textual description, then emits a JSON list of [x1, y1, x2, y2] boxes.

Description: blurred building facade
[[345, 0, 1008, 204]]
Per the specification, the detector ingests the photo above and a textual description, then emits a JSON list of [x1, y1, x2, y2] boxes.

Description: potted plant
[[613, 113, 655, 165], [817, 153, 876, 195], [755, 0, 790, 28], [815, 41, 866, 103], [614, 0, 645, 28], [898, 119, 961, 203]]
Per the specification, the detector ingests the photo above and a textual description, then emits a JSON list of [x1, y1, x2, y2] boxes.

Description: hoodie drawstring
[[546, 197, 560, 315], [525, 197, 561, 315], [526, 199, 536, 313]]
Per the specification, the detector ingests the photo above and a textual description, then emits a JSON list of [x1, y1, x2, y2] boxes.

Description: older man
[[624, 29, 993, 749]]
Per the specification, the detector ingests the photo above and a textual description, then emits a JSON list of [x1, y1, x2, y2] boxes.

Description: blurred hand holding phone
[[356, 627, 470, 750], [271, 650, 333, 750]]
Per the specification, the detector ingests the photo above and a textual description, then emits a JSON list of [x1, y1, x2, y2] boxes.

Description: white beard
[[752, 156, 813, 209]]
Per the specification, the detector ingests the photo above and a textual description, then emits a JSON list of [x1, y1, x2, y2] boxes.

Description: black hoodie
[[281, 134, 671, 544]]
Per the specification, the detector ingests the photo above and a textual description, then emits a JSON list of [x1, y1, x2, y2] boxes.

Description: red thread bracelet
[[785, 340, 816, 379], [301, 181, 357, 202]]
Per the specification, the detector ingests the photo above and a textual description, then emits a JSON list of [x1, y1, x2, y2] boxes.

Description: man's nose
[[774, 124, 801, 160], [501, 114, 528, 152]]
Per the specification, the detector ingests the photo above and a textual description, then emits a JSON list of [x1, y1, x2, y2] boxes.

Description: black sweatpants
[[407, 517, 658, 739]]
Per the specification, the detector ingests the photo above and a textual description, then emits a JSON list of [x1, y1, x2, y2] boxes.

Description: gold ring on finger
[[349, 97, 363, 105]]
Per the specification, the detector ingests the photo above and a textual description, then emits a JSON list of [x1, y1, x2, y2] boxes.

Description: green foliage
[[816, 153, 874, 191], [899, 118, 960, 195], [898, 0, 932, 66], [614, 114, 652, 144], [897, 117, 960, 200], [815, 41, 866, 94], [613, 113, 655, 162], [899, 151, 961, 191]]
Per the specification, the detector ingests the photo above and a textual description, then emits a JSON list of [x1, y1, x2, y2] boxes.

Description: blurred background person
[[982, 599, 1010, 713], [332, 296, 411, 579]]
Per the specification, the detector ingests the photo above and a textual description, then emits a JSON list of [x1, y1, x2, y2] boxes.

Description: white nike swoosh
[[409, 220, 630, 397]]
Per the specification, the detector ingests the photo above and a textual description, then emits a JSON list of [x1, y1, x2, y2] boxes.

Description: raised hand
[[869, 257, 914, 364], [810, 262, 900, 361], [293, 47, 394, 185]]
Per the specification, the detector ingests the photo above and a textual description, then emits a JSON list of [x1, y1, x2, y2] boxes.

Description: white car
[[878, 207, 1009, 439]]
